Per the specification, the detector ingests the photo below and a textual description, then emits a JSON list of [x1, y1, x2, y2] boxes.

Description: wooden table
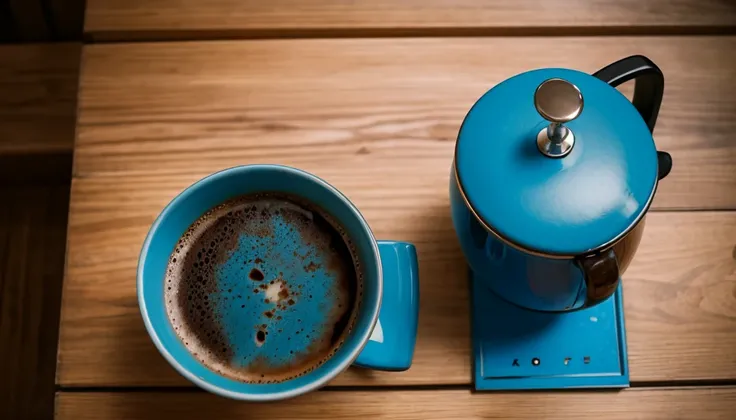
[[0, 44, 77, 419], [57, 2, 736, 418]]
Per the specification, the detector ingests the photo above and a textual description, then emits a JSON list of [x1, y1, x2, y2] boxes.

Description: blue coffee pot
[[450, 56, 672, 312]]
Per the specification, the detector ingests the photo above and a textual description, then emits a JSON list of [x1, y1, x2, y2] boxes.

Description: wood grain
[[60, 37, 736, 387], [76, 37, 736, 210], [55, 388, 736, 419], [0, 43, 80, 155], [57, 176, 736, 386], [84, 0, 736, 41], [0, 185, 70, 420]]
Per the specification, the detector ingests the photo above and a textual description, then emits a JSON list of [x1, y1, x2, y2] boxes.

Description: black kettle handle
[[593, 55, 672, 180], [592, 55, 663, 132]]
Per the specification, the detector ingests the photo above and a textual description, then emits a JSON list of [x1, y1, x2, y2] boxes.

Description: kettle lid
[[455, 68, 658, 256]]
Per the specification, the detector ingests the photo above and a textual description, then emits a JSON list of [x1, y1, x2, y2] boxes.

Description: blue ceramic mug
[[138, 165, 419, 401]]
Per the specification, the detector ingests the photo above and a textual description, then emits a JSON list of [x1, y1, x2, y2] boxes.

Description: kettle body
[[450, 56, 671, 312], [450, 168, 646, 311]]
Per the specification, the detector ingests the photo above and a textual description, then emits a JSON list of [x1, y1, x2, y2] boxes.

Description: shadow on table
[[0, 43, 79, 420]]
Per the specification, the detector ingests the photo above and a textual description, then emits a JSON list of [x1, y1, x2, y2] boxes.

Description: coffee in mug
[[164, 192, 363, 383]]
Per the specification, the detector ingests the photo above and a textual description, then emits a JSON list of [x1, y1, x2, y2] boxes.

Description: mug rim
[[137, 164, 382, 401]]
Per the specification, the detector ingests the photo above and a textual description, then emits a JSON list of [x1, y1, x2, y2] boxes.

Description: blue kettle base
[[471, 271, 629, 390]]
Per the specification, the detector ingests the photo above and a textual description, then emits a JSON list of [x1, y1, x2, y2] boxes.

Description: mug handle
[[353, 241, 419, 371], [592, 55, 672, 180]]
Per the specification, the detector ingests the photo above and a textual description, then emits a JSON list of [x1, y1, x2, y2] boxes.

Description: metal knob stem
[[534, 78, 583, 158]]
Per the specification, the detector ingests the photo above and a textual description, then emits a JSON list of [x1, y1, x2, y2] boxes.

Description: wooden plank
[[0, 185, 70, 420], [84, 0, 736, 41], [0, 43, 80, 155], [55, 388, 736, 419], [56, 176, 736, 386], [75, 37, 736, 210]]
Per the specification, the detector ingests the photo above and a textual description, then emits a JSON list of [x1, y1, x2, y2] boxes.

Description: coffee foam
[[164, 193, 363, 383]]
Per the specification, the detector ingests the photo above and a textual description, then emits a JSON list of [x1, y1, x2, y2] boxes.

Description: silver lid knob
[[534, 78, 583, 158]]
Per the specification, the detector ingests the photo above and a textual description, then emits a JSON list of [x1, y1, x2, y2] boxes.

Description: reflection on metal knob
[[534, 78, 583, 158]]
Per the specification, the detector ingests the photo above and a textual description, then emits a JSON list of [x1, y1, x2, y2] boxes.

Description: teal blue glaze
[[472, 274, 629, 390], [138, 165, 419, 401], [456, 68, 658, 256], [354, 241, 419, 371], [211, 212, 350, 372], [450, 170, 586, 311]]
